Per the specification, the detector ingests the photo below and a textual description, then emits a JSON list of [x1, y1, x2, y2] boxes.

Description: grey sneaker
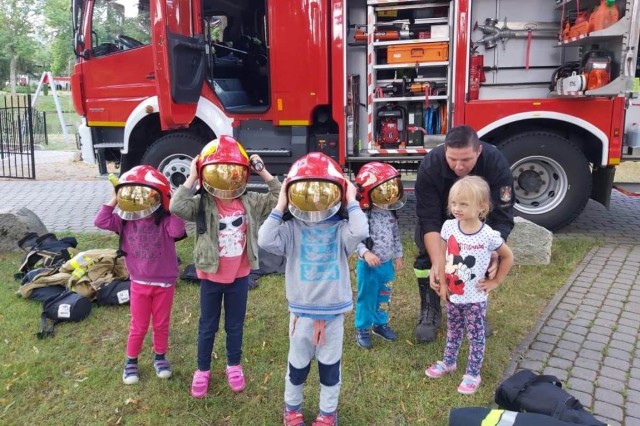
[[154, 358, 172, 379]]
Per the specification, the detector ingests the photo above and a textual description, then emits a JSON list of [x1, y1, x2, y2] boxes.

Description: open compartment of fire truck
[[552, 0, 635, 96], [346, 0, 452, 160]]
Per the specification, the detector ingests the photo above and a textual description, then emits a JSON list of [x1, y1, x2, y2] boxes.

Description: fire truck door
[[151, 0, 206, 129]]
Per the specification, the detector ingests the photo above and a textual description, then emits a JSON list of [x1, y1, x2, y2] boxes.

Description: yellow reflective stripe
[[70, 255, 90, 269], [413, 268, 430, 278], [86, 121, 126, 127], [278, 120, 310, 126], [481, 410, 504, 426], [70, 253, 95, 279], [482, 410, 517, 426], [72, 268, 86, 279]]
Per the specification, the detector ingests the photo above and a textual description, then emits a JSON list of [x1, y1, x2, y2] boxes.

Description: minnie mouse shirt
[[440, 219, 504, 304]]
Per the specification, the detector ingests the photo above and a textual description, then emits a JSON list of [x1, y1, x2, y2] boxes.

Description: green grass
[[0, 235, 591, 425]]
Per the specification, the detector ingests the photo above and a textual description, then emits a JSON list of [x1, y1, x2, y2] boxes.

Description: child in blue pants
[[353, 162, 405, 349]]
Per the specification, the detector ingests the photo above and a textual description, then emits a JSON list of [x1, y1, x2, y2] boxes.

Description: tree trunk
[[10, 56, 18, 96]]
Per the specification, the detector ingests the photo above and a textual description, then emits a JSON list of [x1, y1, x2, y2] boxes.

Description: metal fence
[[0, 95, 36, 179], [33, 110, 48, 146]]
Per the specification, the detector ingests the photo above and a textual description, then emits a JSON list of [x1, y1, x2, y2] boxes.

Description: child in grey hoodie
[[258, 152, 369, 426]]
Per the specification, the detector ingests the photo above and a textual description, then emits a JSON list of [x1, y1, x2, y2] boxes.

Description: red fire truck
[[70, 0, 640, 230]]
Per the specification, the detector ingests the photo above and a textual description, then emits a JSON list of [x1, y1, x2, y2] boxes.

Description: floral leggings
[[443, 301, 487, 377]]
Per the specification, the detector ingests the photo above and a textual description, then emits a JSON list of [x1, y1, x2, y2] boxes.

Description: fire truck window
[[92, 0, 151, 57]]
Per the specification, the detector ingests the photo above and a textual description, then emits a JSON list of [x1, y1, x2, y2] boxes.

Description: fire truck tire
[[141, 132, 207, 189], [497, 131, 591, 231]]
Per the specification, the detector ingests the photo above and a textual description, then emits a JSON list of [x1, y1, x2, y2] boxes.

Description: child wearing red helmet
[[353, 162, 406, 350], [257, 152, 369, 426], [94, 164, 186, 385], [169, 135, 281, 398]]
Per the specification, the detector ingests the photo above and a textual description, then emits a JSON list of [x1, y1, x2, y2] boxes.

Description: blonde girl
[[425, 175, 513, 394]]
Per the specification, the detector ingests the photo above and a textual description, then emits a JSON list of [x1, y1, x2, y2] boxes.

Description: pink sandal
[[225, 364, 246, 393]]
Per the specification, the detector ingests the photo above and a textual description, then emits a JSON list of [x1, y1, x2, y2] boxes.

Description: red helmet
[[197, 135, 250, 199], [115, 165, 171, 220], [286, 152, 346, 222], [355, 162, 406, 210]]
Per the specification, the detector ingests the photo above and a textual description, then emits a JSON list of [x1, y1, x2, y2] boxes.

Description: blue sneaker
[[355, 328, 372, 349], [122, 362, 139, 384], [372, 324, 397, 341]]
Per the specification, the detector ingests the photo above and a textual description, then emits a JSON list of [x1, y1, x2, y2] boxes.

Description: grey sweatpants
[[284, 313, 344, 414]]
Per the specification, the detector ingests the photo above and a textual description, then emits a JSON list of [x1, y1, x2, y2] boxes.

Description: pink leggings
[[126, 282, 175, 358]]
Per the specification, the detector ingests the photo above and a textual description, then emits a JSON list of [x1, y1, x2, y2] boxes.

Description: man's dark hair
[[444, 125, 481, 149]]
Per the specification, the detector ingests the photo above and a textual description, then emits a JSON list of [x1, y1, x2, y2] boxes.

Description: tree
[[43, 0, 74, 76], [0, 0, 44, 94]]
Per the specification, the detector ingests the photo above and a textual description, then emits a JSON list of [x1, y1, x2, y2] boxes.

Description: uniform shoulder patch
[[500, 186, 512, 203]]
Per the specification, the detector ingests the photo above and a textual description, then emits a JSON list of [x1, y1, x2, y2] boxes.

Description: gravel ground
[[37, 157, 106, 181]]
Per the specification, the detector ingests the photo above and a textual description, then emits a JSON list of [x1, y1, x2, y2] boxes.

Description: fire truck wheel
[[141, 132, 206, 190], [498, 131, 591, 231]]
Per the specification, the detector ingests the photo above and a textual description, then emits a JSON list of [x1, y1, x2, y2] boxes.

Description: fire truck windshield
[[90, 0, 150, 57]]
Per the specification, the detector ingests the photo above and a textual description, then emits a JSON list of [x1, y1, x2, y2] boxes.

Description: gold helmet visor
[[201, 164, 248, 199], [370, 177, 406, 210], [287, 180, 342, 222], [115, 185, 162, 220]]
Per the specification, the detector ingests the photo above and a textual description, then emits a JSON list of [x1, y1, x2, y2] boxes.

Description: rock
[[509, 217, 553, 265], [0, 208, 48, 252]]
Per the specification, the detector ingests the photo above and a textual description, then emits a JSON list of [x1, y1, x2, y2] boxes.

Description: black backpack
[[37, 290, 92, 339], [96, 279, 131, 306], [494, 369, 607, 426]]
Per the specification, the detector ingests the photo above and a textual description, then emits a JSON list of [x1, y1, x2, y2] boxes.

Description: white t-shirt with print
[[440, 219, 504, 304]]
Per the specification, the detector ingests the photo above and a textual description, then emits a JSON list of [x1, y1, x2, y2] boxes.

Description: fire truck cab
[[70, 0, 640, 230]]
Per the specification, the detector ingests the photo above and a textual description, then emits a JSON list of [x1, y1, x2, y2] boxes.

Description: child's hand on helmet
[[185, 156, 199, 188], [345, 180, 357, 203]]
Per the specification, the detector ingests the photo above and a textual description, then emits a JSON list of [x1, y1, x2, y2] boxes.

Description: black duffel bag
[[96, 279, 131, 306], [450, 407, 603, 426], [37, 290, 92, 339], [494, 369, 607, 426]]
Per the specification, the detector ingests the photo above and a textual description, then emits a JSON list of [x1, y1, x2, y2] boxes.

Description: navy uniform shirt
[[414, 142, 514, 269]]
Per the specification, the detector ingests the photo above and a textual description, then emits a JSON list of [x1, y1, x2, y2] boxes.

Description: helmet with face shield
[[355, 162, 406, 211], [197, 135, 250, 199], [115, 165, 171, 220], [285, 152, 347, 223]]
